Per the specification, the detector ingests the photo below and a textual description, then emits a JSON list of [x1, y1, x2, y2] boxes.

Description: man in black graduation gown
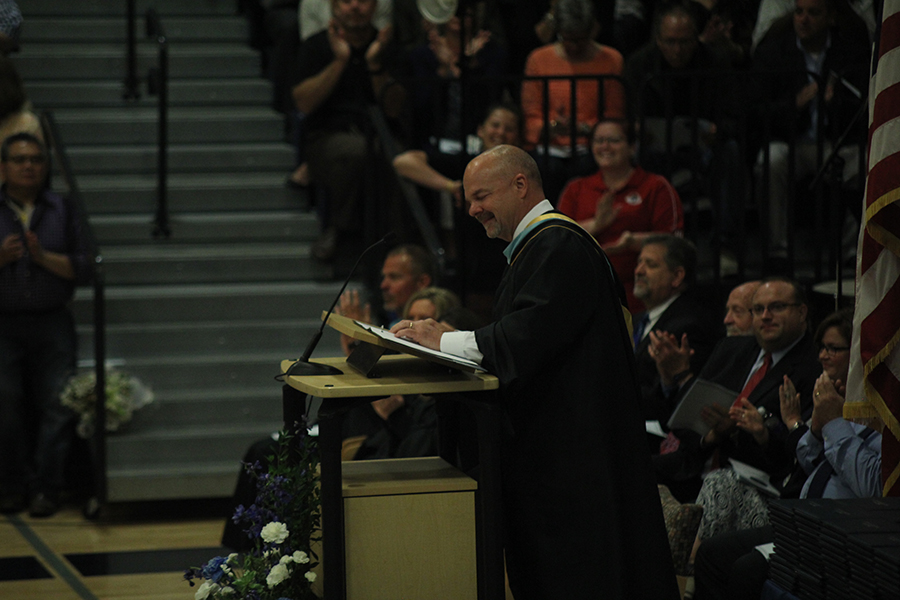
[[392, 145, 678, 599]]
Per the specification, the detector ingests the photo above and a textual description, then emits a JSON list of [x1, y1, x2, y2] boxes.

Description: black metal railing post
[[40, 111, 107, 517], [124, 0, 140, 100], [146, 9, 170, 238]]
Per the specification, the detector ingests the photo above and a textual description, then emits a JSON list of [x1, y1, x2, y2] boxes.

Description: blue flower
[[200, 556, 228, 583]]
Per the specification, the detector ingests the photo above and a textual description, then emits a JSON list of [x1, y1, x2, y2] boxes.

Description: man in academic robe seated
[[392, 145, 679, 600], [648, 277, 822, 501]]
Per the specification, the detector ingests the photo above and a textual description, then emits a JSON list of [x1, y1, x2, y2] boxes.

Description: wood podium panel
[[342, 458, 477, 600], [281, 348, 503, 600], [280, 355, 498, 398]]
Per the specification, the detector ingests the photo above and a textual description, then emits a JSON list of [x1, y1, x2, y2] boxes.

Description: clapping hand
[[591, 190, 620, 233], [810, 372, 844, 437], [0, 233, 24, 267], [366, 24, 394, 72], [779, 375, 802, 430], [730, 397, 767, 445], [648, 330, 693, 386]]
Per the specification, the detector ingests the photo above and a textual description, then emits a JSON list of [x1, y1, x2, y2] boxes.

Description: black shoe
[[0, 492, 26, 514], [28, 493, 59, 518]]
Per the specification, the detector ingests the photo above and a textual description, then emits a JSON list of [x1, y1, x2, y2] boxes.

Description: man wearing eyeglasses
[[0, 132, 90, 518], [652, 276, 821, 497]]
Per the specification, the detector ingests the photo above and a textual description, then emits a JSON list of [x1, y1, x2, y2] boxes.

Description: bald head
[[464, 145, 546, 241], [724, 280, 760, 336]]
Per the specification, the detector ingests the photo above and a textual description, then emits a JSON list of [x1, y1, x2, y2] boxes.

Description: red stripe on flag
[[865, 152, 900, 205], [879, 10, 900, 60], [859, 228, 881, 272], [870, 82, 900, 136], [860, 279, 900, 364], [868, 362, 900, 496]]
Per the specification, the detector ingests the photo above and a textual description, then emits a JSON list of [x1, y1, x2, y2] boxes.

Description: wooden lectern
[[280, 314, 503, 600]]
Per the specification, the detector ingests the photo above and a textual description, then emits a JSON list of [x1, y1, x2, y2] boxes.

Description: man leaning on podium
[[392, 145, 679, 600]]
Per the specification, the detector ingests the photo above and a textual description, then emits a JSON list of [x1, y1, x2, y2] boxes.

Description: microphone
[[277, 231, 397, 379]]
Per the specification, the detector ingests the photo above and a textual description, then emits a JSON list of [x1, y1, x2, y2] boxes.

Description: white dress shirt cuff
[[440, 330, 484, 364]]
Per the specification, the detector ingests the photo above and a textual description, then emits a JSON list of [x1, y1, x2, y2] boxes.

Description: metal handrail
[[146, 8, 170, 238], [124, 0, 140, 100], [40, 111, 107, 516]]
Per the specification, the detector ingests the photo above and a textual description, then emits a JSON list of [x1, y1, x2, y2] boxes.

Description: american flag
[[844, 0, 900, 497]]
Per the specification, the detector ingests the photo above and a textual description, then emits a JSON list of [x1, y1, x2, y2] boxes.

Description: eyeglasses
[[750, 302, 801, 316], [593, 136, 626, 145], [6, 155, 46, 165], [819, 344, 850, 356]]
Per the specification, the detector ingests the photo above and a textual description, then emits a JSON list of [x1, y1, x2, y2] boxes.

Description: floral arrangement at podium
[[185, 430, 321, 600]]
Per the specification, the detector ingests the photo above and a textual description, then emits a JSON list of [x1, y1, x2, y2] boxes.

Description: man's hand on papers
[[390, 318, 455, 351]]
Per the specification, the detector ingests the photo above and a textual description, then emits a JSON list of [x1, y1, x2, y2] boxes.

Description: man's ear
[[418, 274, 433, 290], [514, 173, 527, 198], [671, 266, 686, 290]]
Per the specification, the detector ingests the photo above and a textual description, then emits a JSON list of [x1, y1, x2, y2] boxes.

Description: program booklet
[[666, 378, 738, 436]]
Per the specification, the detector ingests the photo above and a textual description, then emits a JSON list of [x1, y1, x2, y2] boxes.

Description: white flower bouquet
[[60, 368, 154, 438], [185, 431, 320, 600]]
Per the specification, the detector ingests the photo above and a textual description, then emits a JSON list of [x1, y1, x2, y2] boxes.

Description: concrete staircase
[[15, 0, 343, 502]]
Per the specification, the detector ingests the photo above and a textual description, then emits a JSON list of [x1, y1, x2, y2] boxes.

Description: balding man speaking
[[392, 145, 677, 599]]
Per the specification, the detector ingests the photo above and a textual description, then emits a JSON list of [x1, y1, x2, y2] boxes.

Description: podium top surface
[[280, 355, 498, 398]]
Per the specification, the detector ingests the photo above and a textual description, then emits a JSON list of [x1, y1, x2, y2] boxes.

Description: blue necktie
[[633, 313, 650, 350]]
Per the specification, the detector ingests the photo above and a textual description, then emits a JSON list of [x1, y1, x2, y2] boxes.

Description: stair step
[[88, 210, 317, 245], [97, 241, 328, 284], [51, 106, 283, 144], [67, 142, 294, 175], [72, 281, 344, 324], [74, 172, 305, 214], [21, 16, 247, 43], [106, 462, 247, 502], [13, 43, 260, 80], [28, 79, 272, 108], [86, 351, 300, 392], [77, 318, 343, 360]]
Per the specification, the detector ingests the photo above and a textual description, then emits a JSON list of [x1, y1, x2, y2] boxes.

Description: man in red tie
[[650, 277, 821, 498]]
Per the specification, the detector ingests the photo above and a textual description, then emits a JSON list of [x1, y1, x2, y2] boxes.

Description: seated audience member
[[291, 0, 401, 262], [343, 286, 461, 460], [695, 0, 759, 68], [557, 119, 683, 310], [723, 280, 760, 336], [650, 277, 821, 501], [693, 309, 882, 600], [400, 1, 506, 157], [392, 103, 520, 316], [521, 0, 626, 204], [393, 103, 522, 202], [750, 0, 869, 271], [631, 235, 720, 426], [336, 243, 435, 354], [403, 286, 460, 322], [691, 308, 857, 543], [624, 1, 745, 271], [751, 0, 874, 51]]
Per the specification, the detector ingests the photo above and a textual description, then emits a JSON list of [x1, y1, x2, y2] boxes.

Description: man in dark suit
[[650, 276, 821, 497], [632, 234, 721, 426], [751, 0, 869, 268]]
